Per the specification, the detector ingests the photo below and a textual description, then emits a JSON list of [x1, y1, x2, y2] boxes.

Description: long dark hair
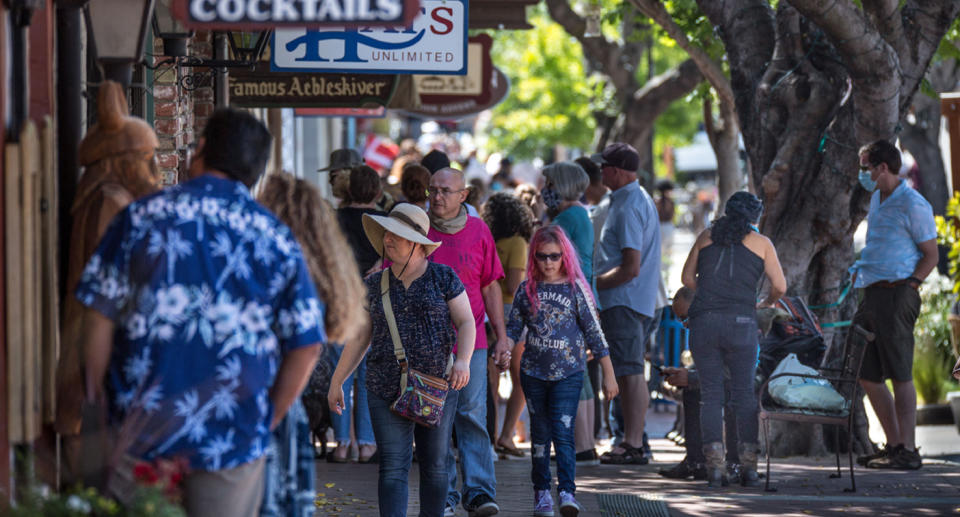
[[482, 192, 535, 242], [710, 191, 763, 246]]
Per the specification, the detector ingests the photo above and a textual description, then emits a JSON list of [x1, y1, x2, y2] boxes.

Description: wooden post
[[940, 93, 960, 193]]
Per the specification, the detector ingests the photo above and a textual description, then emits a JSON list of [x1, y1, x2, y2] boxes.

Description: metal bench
[[758, 323, 875, 492]]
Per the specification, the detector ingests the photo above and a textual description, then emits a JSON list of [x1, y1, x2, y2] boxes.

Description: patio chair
[[758, 323, 875, 492]]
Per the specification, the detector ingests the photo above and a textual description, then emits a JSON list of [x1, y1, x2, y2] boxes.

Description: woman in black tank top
[[680, 192, 786, 489]]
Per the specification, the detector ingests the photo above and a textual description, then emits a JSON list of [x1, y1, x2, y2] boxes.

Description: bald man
[[427, 168, 508, 516]]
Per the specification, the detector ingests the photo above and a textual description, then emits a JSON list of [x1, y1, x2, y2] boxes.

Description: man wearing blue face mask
[[850, 139, 938, 470]]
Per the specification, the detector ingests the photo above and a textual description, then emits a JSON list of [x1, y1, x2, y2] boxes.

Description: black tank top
[[688, 242, 764, 318]]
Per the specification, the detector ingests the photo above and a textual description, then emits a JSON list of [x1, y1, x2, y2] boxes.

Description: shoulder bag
[[381, 272, 450, 427]]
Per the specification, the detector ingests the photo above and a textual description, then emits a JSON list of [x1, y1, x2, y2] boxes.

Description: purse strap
[[381, 271, 409, 392]]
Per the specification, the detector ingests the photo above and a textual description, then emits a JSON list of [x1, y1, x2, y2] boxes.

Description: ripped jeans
[[520, 371, 583, 495]]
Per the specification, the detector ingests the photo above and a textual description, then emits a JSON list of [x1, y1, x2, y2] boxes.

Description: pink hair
[[525, 225, 592, 315]]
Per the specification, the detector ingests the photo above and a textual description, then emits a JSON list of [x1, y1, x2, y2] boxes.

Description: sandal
[[326, 445, 350, 463], [495, 442, 525, 460], [600, 443, 648, 465], [358, 445, 379, 464]]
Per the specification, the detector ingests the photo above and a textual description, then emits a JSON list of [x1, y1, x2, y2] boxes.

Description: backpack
[[757, 296, 826, 382]]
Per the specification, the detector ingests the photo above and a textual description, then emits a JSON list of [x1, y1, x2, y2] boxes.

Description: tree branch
[[863, 0, 908, 65], [543, 0, 636, 92], [630, 0, 735, 108], [621, 59, 703, 137]]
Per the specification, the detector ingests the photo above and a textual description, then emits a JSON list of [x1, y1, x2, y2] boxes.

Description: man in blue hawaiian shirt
[[77, 109, 325, 517]]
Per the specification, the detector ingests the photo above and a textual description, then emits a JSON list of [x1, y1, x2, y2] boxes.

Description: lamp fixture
[[86, 0, 156, 86], [152, 0, 194, 58]]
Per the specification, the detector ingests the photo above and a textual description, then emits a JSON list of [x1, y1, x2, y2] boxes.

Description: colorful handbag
[[381, 272, 450, 427]]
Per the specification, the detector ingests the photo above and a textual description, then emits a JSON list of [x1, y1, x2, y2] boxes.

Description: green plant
[[912, 275, 960, 404], [2, 484, 186, 517]]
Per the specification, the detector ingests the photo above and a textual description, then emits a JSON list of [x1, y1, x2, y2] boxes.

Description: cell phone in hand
[[653, 364, 665, 374]]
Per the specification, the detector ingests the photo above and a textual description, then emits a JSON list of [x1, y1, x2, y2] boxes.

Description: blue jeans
[[369, 390, 458, 517], [521, 371, 583, 495], [688, 312, 759, 446], [328, 345, 375, 445], [446, 349, 497, 508]]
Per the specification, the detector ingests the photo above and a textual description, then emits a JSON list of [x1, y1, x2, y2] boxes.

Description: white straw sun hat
[[362, 203, 442, 257]]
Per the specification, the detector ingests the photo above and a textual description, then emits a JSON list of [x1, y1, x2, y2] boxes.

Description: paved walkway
[[311, 407, 960, 516]]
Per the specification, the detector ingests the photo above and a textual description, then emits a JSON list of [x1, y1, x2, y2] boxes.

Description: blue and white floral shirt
[[75, 174, 326, 472], [507, 281, 609, 381]]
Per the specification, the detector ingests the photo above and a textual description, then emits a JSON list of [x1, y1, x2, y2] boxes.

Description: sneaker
[[575, 449, 600, 466], [867, 445, 922, 470], [444, 506, 456, 517], [725, 462, 743, 485], [466, 494, 500, 517], [658, 457, 706, 480], [533, 489, 554, 517], [857, 444, 891, 466], [558, 491, 582, 517]]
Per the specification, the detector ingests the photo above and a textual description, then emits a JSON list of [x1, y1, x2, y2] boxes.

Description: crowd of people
[[59, 91, 939, 517]]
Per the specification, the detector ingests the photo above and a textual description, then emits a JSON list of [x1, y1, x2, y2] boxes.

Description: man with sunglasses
[[849, 140, 937, 470], [592, 143, 662, 465]]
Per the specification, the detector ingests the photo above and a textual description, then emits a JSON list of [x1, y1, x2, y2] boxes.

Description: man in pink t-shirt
[[428, 167, 508, 516]]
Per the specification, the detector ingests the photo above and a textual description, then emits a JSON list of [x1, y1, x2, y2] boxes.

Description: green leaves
[[484, 9, 597, 159]]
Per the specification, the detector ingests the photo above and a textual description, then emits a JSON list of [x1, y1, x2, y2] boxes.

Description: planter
[[916, 403, 954, 426], [949, 392, 960, 433]]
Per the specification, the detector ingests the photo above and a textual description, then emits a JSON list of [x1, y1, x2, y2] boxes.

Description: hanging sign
[[399, 66, 508, 119], [413, 34, 490, 98], [172, 0, 423, 28], [228, 65, 398, 107], [295, 107, 387, 117], [271, 0, 468, 75]]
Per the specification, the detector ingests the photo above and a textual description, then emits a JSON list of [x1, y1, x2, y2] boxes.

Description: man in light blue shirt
[[850, 140, 937, 470], [592, 143, 662, 465]]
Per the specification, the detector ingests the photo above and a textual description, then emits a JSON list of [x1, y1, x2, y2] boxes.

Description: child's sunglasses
[[535, 252, 563, 262]]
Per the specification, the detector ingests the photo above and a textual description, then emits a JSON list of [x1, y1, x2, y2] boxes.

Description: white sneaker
[[444, 505, 456, 517]]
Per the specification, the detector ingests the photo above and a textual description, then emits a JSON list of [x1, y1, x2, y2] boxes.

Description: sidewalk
[[312, 407, 960, 516]]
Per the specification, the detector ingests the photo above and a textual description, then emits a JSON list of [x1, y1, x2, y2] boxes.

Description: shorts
[[600, 306, 649, 378], [856, 283, 921, 383]]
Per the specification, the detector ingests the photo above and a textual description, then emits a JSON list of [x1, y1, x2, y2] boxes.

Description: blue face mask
[[858, 170, 878, 192], [541, 187, 561, 211]]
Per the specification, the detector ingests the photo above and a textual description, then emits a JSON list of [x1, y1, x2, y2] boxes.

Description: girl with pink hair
[[506, 225, 618, 516]]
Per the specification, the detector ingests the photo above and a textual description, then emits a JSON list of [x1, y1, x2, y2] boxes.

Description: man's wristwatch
[[906, 276, 923, 289]]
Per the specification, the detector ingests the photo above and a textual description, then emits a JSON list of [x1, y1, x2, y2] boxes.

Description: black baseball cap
[[591, 143, 640, 173]]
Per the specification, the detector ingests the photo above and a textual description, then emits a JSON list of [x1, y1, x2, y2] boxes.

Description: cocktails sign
[[271, 0, 467, 75], [172, 0, 423, 28]]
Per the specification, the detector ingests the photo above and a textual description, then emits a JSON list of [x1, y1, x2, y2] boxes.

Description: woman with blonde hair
[[257, 172, 367, 516]]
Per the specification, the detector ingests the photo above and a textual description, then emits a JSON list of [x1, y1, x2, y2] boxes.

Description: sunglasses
[[535, 252, 563, 262], [859, 164, 872, 172]]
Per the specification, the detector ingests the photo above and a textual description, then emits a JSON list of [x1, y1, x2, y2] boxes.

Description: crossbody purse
[[381, 272, 450, 427]]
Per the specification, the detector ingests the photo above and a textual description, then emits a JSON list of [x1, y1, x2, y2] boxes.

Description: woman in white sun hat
[[328, 202, 476, 517]]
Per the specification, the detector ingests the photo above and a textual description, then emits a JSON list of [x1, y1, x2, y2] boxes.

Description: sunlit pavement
[[312, 227, 960, 515], [312, 405, 960, 516]]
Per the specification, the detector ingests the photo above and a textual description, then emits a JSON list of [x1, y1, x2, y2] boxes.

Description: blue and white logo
[[272, 0, 467, 75]]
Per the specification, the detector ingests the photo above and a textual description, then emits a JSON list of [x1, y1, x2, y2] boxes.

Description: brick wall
[[152, 31, 215, 186]]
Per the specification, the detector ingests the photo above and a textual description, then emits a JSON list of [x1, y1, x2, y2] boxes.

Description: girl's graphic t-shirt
[[507, 281, 609, 381]]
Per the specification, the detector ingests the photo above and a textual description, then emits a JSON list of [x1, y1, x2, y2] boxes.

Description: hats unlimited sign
[[172, 0, 422, 28], [271, 0, 467, 75]]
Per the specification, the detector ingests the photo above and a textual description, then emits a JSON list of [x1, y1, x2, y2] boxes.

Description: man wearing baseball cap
[[592, 143, 662, 465]]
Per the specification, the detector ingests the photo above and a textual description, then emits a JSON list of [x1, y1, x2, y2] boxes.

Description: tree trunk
[[695, 0, 960, 455], [900, 58, 960, 216], [704, 97, 742, 214]]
